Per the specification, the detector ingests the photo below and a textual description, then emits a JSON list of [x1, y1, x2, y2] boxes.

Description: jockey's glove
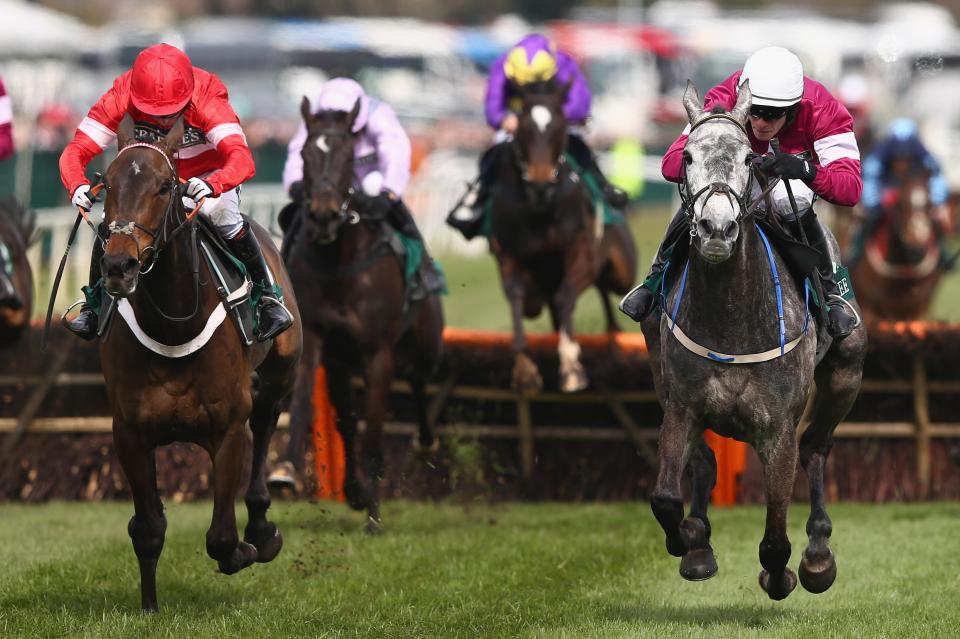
[[288, 180, 304, 202], [759, 152, 817, 184], [366, 191, 397, 219], [185, 177, 215, 200], [71, 184, 94, 211]]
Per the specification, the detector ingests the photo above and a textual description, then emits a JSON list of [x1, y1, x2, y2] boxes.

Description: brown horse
[[0, 197, 34, 345], [269, 98, 443, 533], [490, 81, 636, 393], [851, 168, 944, 321], [96, 115, 302, 611]]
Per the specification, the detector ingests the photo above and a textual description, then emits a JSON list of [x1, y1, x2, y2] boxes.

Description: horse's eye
[[683, 151, 693, 165], [159, 182, 172, 194]]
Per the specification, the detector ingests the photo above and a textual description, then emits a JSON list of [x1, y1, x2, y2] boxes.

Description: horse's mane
[[0, 197, 37, 246], [710, 105, 727, 115]]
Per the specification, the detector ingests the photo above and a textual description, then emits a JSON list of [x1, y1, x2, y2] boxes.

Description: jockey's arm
[[370, 104, 411, 197], [484, 56, 511, 130], [195, 86, 255, 195], [282, 120, 308, 194], [60, 80, 125, 196], [661, 75, 739, 183], [557, 52, 591, 123], [808, 98, 862, 207], [0, 78, 12, 161]]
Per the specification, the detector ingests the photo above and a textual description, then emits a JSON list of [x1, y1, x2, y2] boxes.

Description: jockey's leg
[[210, 188, 293, 342], [566, 132, 628, 209], [66, 224, 106, 340], [798, 210, 857, 339], [619, 207, 689, 322], [388, 198, 443, 299], [846, 206, 882, 268], [446, 141, 508, 240]]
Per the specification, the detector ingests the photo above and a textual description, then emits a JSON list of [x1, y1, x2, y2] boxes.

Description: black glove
[[758, 152, 818, 183], [366, 192, 397, 219], [288, 180, 304, 202]]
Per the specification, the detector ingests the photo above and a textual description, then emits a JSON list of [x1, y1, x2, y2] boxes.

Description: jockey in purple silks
[[281, 77, 443, 298], [446, 33, 627, 240]]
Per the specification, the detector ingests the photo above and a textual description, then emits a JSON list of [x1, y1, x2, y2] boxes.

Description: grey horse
[[641, 80, 867, 600]]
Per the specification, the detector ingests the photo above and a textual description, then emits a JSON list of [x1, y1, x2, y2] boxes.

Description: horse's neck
[[679, 224, 798, 349]]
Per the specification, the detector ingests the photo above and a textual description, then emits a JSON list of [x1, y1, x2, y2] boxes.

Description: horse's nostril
[[122, 257, 140, 275], [723, 221, 738, 239], [698, 219, 714, 237]]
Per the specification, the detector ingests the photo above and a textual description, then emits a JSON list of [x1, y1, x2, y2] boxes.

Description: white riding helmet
[[738, 46, 804, 107]]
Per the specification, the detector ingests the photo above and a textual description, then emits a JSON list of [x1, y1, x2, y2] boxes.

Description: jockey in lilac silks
[[446, 33, 627, 240], [281, 77, 443, 299]]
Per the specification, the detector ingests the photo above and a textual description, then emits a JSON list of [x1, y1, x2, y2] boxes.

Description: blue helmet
[[886, 118, 925, 159]]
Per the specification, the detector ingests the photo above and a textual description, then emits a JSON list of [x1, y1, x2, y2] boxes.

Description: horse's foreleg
[[554, 281, 587, 393], [326, 358, 363, 511], [207, 425, 257, 575], [113, 423, 167, 612], [244, 390, 284, 564], [268, 333, 318, 492], [678, 439, 719, 581], [409, 378, 438, 454], [651, 406, 694, 560], [757, 428, 799, 601], [500, 257, 541, 393], [361, 346, 394, 534]]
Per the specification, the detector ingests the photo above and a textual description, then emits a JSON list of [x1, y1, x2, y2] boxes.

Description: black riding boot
[[446, 143, 504, 240], [389, 201, 444, 299], [566, 133, 629, 209], [801, 212, 857, 339], [225, 221, 294, 341], [619, 207, 689, 322], [66, 237, 105, 341]]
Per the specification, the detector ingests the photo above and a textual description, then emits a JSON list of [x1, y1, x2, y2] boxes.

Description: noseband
[[106, 142, 189, 274]]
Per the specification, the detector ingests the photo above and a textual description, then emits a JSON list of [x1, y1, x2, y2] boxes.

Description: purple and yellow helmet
[[504, 38, 559, 85]]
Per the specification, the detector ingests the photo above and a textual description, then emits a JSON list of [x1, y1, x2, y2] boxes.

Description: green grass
[[0, 501, 957, 638]]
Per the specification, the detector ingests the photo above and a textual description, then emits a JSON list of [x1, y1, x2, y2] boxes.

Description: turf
[[0, 500, 957, 638]]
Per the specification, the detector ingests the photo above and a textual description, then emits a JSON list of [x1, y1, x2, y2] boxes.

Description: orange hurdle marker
[[704, 429, 747, 506], [311, 366, 346, 501]]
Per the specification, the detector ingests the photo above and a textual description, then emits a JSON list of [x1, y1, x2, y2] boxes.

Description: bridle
[[678, 113, 781, 236], [304, 128, 360, 229], [511, 106, 568, 187], [105, 141, 200, 274]]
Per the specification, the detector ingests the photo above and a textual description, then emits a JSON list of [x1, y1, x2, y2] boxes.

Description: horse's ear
[[731, 79, 752, 125], [348, 98, 361, 131], [300, 96, 313, 125], [117, 113, 136, 148], [683, 80, 704, 126], [162, 115, 185, 153]]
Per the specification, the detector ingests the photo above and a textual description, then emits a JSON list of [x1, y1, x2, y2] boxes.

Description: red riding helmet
[[130, 44, 195, 116]]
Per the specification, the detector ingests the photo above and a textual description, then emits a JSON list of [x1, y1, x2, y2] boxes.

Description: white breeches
[[183, 185, 244, 239]]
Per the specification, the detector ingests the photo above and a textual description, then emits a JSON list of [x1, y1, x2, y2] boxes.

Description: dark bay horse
[[641, 81, 867, 600], [852, 169, 944, 321], [0, 197, 34, 345], [270, 98, 443, 533], [96, 115, 302, 611], [490, 81, 636, 393]]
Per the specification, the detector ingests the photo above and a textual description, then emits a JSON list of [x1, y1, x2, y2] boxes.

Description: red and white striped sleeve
[[59, 74, 128, 195], [194, 74, 254, 195]]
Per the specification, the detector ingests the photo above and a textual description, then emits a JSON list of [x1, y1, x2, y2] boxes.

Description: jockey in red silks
[[446, 33, 627, 240], [620, 46, 861, 339], [281, 77, 443, 298], [0, 76, 13, 162], [59, 43, 292, 342]]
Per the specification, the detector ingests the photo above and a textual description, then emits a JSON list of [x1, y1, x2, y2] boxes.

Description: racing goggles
[[750, 104, 788, 121]]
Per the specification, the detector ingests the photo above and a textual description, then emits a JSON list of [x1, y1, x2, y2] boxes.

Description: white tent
[[0, 0, 95, 57]]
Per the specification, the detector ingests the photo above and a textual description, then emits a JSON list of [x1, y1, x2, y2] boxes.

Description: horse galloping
[[273, 97, 444, 533], [0, 197, 34, 345], [490, 80, 636, 393], [851, 167, 946, 321], [96, 114, 302, 611], [641, 81, 867, 600]]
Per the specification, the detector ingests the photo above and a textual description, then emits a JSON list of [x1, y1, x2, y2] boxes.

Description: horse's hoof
[[759, 568, 798, 601], [218, 542, 257, 575], [252, 527, 283, 564], [411, 434, 441, 457], [799, 548, 837, 594], [365, 516, 382, 535], [511, 355, 543, 395], [680, 548, 718, 581], [561, 368, 588, 393], [267, 462, 298, 496], [344, 479, 368, 512]]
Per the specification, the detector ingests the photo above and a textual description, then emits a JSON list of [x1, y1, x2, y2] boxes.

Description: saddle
[[93, 217, 258, 350]]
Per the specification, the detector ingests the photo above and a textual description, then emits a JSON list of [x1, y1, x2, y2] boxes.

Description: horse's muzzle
[[101, 253, 140, 296]]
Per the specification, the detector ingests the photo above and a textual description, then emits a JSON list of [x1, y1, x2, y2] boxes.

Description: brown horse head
[[299, 96, 360, 244], [100, 113, 184, 296], [892, 168, 935, 254], [514, 80, 570, 205]]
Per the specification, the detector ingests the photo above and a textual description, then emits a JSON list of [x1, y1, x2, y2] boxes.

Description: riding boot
[[619, 207, 689, 322], [66, 236, 106, 341], [446, 143, 503, 239], [846, 208, 882, 269], [566, 133, 629, 209], [389, 201, 444, 299], [225, 221, 294, 341], [801, 212, 857, 339]]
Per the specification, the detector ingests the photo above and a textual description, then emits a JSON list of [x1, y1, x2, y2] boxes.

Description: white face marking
[[315, 135, 329, 153], [531, 105, 552, 133], [131, 161, 141, 175]]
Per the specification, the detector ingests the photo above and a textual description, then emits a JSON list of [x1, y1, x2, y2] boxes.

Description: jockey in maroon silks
[[620, 46, 861, 339], [0, 76, 13, 162], [446, 33, 627, 239], [59, 43, 293, 342]]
